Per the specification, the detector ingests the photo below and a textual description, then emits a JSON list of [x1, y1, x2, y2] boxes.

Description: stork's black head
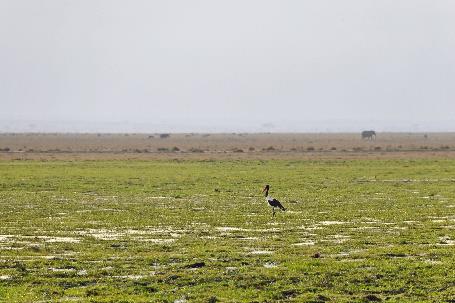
[[262, 185, 270, 195]]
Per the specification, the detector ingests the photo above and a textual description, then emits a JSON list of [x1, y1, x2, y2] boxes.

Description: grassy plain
[[1, 159, 455, 302]]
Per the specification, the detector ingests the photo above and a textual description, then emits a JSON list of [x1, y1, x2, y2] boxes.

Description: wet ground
[[1, 159, 455, 302]]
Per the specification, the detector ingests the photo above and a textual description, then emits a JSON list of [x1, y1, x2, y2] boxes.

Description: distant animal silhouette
[[361, 130, 376, 140], [262, 185, 286, 217]]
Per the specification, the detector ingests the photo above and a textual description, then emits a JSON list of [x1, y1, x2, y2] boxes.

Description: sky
[[1, 1, 454, 132]]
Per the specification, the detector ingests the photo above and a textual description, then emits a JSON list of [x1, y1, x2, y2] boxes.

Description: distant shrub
[[353, 147, 363, 151], [306, 146, 315, 151], [171, 146, 180, 152], [233, 148, 244, 153], [189, 148, 204, 153], [0, 147, 10, 152], [263, 146, 276, 152], [374, 146, 382, 151], [157, 147, 169, 152], [248, 147, 255, 151], [330, 147, 337, 150], [420, 146, 428, 150], [160, 134, 170, 139], [148, 135, 154, 139], [440, 145, 450, 150]]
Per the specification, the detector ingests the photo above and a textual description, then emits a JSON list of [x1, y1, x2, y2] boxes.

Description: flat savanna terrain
[[2, 132, 455, 160], [1, 134, 455, 302]]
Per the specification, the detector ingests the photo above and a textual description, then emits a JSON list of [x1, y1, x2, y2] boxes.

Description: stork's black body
[[268, 198, 285, 210], [263, 185, 286, 216]]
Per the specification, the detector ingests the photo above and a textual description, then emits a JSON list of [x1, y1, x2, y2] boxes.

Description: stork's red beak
[[262, 187, 267, 193]]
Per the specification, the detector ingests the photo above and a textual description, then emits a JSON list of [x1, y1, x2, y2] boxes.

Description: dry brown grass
[[1, 132, 455, 160]]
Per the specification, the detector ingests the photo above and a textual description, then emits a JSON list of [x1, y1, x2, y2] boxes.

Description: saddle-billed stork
[[262, 185, 286, 216]]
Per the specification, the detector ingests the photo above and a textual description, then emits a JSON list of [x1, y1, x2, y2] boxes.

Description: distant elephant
[[361, 130, 376, 140]]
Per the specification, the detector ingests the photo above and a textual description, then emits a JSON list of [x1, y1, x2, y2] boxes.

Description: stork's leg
[[272, 207, 276, 217]]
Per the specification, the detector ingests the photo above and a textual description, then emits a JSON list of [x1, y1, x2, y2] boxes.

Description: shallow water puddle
[[0, 235, 14, 242], [438, 236, 455, 245], [238, 237, 259, 241], [1, 235, 80, 244], [0, 247, 24, 251], [292, 240, 315, 246], [319, 221, 348, 225], [285, 210, 302, 214], [112, 274, 150, 280], [49, 267, 76, 273], [77, 229, 121, 240], [322, 234, 350, 244], [200, 236, 220, 240], [76, 227, 185, 241], [249, 250, 273, 255], [225, 266, 237, 272], [256, 227, 282, 232], [403, 221, 419, 224], [216, 227, 249, 232], [424, 259, 443, 265], [332, 252, 350, 258], [267, 222, 285, 226], [141, 238, 175, 244], [43, 236, 80, 243], [263, 262, 277, 268]]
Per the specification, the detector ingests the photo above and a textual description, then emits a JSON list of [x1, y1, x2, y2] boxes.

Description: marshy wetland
[[1, 157, 455, 302]]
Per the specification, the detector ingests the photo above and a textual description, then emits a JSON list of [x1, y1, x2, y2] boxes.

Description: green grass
[[1, 159, 455, 302]]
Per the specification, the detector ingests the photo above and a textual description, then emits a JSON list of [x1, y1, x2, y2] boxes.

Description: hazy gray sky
[[1, 1, 454, 132]]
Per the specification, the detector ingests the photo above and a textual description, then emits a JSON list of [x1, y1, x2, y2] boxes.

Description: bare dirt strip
[[1, 132, 455, 160]]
